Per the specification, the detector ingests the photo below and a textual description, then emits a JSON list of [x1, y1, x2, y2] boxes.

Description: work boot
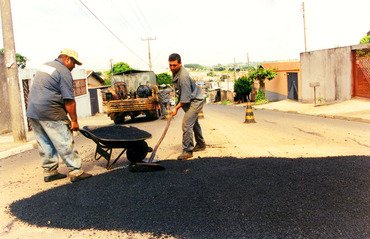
[[177, 151, 193, 160], [70, 172, 92, 183], [193, 143, 206, 152], [44, 173, 67, 183]]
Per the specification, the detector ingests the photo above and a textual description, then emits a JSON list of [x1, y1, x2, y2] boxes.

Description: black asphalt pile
[[10, 156, 370, 238], [83, 125, 152, 141]]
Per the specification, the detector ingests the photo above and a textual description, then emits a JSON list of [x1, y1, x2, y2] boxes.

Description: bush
[[234, 76, 253, 102], [255, 90, 269, 105]]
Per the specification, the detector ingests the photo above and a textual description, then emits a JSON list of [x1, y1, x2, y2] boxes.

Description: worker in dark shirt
[[169, 53, 206, 160], [27, 49, 92, 183]]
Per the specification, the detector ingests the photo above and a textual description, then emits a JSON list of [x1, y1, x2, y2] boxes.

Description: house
[[86, 70, 105, 87], [262, 61, 300, 102]]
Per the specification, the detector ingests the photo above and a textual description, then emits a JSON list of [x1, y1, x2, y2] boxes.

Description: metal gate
[[287, 72, 298, 100], [22, 79, 32, 131], [353, 49, 370, 98], [89, 88, 99, 116]]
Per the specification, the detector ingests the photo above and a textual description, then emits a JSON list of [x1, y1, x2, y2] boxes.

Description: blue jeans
[[29, 118, 83, 177], [181, 99, 205, 152]]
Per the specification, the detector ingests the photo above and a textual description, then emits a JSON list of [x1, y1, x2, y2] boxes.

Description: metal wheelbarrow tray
[[79, 125, 152, 169]]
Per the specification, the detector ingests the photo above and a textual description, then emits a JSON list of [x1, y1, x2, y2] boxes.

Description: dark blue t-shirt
[[26, 59, 75, 121]]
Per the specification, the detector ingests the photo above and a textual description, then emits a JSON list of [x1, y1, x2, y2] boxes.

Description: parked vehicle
[[102, 70, 161, 124]]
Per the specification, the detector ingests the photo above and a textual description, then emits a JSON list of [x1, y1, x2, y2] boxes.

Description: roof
[[261, 61, 300, 72], [86, 70, 105, 83]]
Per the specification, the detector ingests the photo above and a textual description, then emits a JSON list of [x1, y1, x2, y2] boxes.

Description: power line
[[108, 0, 142, 37], [126, 0, 151, 35], [77, 0, 147, 65], [132, 1, 153, 34]]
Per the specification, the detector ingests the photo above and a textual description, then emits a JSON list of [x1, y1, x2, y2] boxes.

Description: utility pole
[[141, 37, 156, 71], [233, 57, 237, 81], [246, 53, 250, 67], [302, 2, 307, 52], [0, 0, 27, 142]]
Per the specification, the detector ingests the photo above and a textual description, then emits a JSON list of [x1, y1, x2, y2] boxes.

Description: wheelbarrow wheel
[[126, 141, 149, 163]]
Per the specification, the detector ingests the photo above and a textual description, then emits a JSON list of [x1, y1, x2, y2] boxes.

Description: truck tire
[[114, 115, 125, 124]]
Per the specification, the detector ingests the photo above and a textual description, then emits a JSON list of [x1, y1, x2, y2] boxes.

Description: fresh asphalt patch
[[10, 156, 370, 238]]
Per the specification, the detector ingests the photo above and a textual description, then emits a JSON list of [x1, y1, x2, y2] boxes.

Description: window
[[73, 79, 86, 96]]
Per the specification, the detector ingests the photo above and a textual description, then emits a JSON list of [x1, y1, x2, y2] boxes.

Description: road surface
[[1, 104, 369, 238]]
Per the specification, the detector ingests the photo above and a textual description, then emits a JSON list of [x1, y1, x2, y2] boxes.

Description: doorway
[[287, 72, 298, 100]]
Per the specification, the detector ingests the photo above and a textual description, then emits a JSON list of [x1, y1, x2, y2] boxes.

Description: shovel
[[128, 112, 172, 172]]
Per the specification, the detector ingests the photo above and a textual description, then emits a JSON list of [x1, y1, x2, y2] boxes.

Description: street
[[1, 104, 369, 238]]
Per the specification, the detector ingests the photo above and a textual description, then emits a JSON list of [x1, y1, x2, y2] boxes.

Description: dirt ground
[[1, 105, 369, 238]]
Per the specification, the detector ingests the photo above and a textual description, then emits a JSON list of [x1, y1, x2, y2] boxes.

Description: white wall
[[19, 67, 91, 130], [300, 46, 353, 103], [71, 68, 91, 118]]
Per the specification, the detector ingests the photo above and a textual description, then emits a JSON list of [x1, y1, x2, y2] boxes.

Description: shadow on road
[[10, 156, 370, 238]]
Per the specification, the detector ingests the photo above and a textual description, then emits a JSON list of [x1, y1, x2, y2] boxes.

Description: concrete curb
[[0, 141, 37, 160], [255, 108, 370, 124]]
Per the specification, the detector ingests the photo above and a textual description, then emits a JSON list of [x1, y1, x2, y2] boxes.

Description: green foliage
[[156, 72, 172, 85], [104, 78, 111, 86], [221, 100, 232, 105], [207, 71, 215, 77], [234, 76, 253, 102], [213, 64, 225, 71], [248, 65, 277, 81], [184, 63, 205, 70], [360, 35, 370, 44], [220, 75, 230, 81], [255, 90, 268, 105], [111, 62, 132, 75], [0, 48, 27, 69]]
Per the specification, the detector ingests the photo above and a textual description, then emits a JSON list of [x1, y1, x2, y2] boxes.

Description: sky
[[1, 0, 369, 73]]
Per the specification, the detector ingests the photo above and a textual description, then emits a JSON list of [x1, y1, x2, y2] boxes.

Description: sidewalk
[[253, 98, 370, 123], [1, 98, 369, 159]]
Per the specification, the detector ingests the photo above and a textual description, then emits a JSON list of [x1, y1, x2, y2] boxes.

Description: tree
[[359, 35, 370, 44], [0, 48, 27, 69], [111, 62, 132, 75], [247, 65, 276, 93], [156, 72, 172, 85], [234, 76, 253, 102], [184, 63, 205, 70]]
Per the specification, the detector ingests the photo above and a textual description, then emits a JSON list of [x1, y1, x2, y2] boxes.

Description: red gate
[[353, 49, 370, 98]]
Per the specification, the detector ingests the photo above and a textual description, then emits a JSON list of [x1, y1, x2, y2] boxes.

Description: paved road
[[2, 104, 370, 238], [9, 155, 370, 238]]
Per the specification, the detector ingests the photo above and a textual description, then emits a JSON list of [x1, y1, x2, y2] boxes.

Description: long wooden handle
[[148, 116, 172, 163]]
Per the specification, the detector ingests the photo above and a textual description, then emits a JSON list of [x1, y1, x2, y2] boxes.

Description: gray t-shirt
[[26, 59, 75, 121], [172, 66, 203, 104]]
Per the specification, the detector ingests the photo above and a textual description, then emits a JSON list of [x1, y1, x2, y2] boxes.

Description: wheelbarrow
[[79, 125, 152, 169]]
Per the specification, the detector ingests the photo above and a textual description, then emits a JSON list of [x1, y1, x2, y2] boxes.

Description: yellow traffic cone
[[244, 101, 256, 123]]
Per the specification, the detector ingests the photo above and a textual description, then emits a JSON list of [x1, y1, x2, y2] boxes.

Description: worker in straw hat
[[26, 48, 92, 183]]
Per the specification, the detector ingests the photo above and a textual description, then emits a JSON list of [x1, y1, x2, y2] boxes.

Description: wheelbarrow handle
[[78, 128, 93, 140]]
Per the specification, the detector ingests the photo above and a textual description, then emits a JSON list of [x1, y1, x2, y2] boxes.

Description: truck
[[102, 70, 161, 124]]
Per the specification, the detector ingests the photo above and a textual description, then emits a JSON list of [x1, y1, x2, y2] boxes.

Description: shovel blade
[[128, 162, 165, 172]]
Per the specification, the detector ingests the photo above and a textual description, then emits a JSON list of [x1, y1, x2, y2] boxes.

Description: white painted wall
[[300, 46, 353, 103], [71, 68, 91, 118], [19, 67, 91, 130]]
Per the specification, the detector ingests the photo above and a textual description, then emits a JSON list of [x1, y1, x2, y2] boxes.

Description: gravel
[[10, 156, 370, 239], [82, 125, 152, 141]]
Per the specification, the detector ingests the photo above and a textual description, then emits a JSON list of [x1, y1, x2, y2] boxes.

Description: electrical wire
[[77, 0, 147, 65]]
